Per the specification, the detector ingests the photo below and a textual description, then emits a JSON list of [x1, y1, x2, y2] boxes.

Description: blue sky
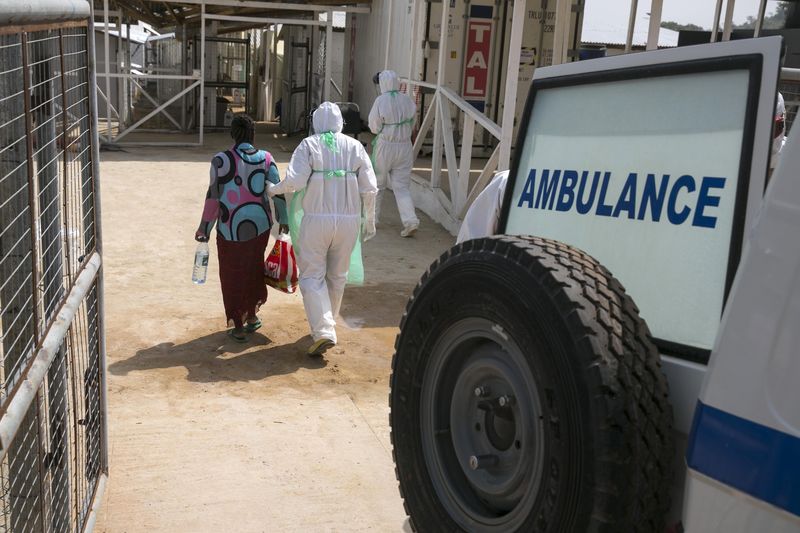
[[584, 0, 786, 30]]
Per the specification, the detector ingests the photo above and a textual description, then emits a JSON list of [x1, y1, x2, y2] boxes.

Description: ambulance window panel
[[502, 60, 761, 360]]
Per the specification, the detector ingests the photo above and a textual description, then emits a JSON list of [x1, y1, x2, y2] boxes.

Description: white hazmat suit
[[268, 102, 378, 348], [368, 70, 420, 236], [456, 171, 509, 244], [771, 92, 787, 171]]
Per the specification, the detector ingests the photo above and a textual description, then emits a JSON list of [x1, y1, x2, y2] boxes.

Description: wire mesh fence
[[0, 19, 105, 533]]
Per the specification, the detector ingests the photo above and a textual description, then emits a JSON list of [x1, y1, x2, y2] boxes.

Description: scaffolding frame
[[96, 0, 369, 147]]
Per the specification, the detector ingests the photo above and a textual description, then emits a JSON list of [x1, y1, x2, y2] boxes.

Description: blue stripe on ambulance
[[687, 400, 800, 517]]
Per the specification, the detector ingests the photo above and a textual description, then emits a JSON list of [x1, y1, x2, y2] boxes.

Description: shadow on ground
[[108, 331, 327, 383], [339, 282, 415, 329]]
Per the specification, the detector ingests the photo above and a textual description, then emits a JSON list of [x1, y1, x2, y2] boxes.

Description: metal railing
[[393, 0, 529, 234], [402, 80, 503, 230], [399, 0, 790, 235], [0, 8, 107, 531]]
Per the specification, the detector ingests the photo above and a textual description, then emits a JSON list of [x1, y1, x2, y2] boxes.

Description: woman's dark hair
[[230, 114, 255, 144]]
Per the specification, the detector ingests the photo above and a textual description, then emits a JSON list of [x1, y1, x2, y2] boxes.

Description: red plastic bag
[[264, 233, 299, 294]]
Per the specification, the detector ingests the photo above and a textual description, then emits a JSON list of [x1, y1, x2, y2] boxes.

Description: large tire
[[390, 236, 673, 532]]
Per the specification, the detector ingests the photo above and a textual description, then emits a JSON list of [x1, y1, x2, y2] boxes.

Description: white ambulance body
[[682, 103, 800, 532], [389, 36, 800, 532]]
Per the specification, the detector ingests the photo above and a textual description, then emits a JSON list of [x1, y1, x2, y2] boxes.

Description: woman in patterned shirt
[[195, 115, 288, 342]]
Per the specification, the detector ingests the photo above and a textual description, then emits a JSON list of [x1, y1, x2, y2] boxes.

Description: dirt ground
[[95, 125, 455, 532]]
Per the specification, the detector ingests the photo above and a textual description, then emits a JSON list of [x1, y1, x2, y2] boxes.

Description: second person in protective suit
[[268, 102, 378, 356], [368, 70, 420, 237]]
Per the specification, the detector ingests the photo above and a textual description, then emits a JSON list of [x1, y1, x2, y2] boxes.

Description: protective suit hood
[[379, 70, 400, 94], [313, 102, 343, 134]]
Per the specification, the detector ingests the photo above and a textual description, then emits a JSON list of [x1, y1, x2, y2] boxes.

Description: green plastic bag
[[288, 174, 364, 286]]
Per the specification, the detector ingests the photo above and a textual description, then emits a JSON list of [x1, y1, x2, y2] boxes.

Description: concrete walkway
[[95, 125, 455, 531]]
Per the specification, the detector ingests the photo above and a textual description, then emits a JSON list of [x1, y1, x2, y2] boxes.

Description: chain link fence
[[0, 7, 106, 531]]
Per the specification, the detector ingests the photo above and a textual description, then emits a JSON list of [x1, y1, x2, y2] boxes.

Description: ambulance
[[389, 36, 800, 532]]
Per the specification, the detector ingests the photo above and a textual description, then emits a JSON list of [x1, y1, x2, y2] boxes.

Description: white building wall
[[351, 0, 415, 119], [331, 31, 346, 99]]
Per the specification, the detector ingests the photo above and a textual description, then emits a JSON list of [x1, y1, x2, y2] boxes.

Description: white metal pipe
[[457, 115, 475, 215], [199, 1, 205, 146], [204, 14, 324, 26], [0, 0, 90, 24], [116, 15, 124, 126], [403, 78, 438, 91], [711, 0, 724, 42], [325, 10, 333, 101], [384, 0, 393, 70], [94, 86, 120, 120], [0, 253, 102, 460], [438, 86, 501, 138], [125, 19, 133, 124], [431, 0, 451, 189], [722, 0, 736, 41], [646, 0, 663, 51], [435, 0, 449, 88], [625, 0, 639, 52], [97, 73, 200, 80], [499, 0, 526, 171], [181, 24, 189, 131], [755, 0, 768, 37], [103, 0, 111, 141], [114, 142, 203, 147], [411, 93, 436, 159], [439, 96, 460, 206], [166, 0, 370, 14], [87, 11, 110, 474], [271, 28, 278, 119], [82, 473, 108, 533]]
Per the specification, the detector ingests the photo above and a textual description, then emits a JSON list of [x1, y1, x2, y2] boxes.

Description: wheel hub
[[420, 318, 545, 530]]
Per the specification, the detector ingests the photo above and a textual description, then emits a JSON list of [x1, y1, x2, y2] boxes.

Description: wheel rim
[[420, 318, 545, 531]]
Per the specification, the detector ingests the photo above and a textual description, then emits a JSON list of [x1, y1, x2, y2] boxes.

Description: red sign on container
[[463, 20, 492, 100]]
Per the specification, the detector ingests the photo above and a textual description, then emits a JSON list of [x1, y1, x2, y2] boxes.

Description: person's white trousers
[[374, 139, 419, 228], [296, 214, 360, 343]]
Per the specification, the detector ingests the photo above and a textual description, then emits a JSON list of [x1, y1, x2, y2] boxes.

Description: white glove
[[266, 182, 277, 198], [361, 193, 377, 242]]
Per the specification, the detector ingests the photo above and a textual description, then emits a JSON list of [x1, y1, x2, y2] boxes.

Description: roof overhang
[[94, 0, 369, 33]]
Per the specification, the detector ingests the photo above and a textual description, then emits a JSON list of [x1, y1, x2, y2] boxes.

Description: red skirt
[[216, 232, 269, 329]]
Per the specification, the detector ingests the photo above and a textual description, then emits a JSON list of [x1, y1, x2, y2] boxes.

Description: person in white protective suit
[[368, 70, 420, 237], [456, 171, 509, 244], [771, 92, 787, 173], [268, 102, 378, 356]]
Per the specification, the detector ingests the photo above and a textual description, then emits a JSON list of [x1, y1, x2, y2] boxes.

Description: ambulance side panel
[[684, 124, 800, 532]]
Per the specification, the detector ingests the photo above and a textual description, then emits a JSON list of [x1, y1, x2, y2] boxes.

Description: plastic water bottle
[[192, 242, 209, 284]]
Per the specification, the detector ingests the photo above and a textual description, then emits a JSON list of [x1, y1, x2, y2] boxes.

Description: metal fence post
[[20, 32, 41, 344]]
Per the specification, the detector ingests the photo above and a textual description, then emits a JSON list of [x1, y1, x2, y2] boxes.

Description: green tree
[[734, 1, 791, 29], [660, 21, 705, 32]]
